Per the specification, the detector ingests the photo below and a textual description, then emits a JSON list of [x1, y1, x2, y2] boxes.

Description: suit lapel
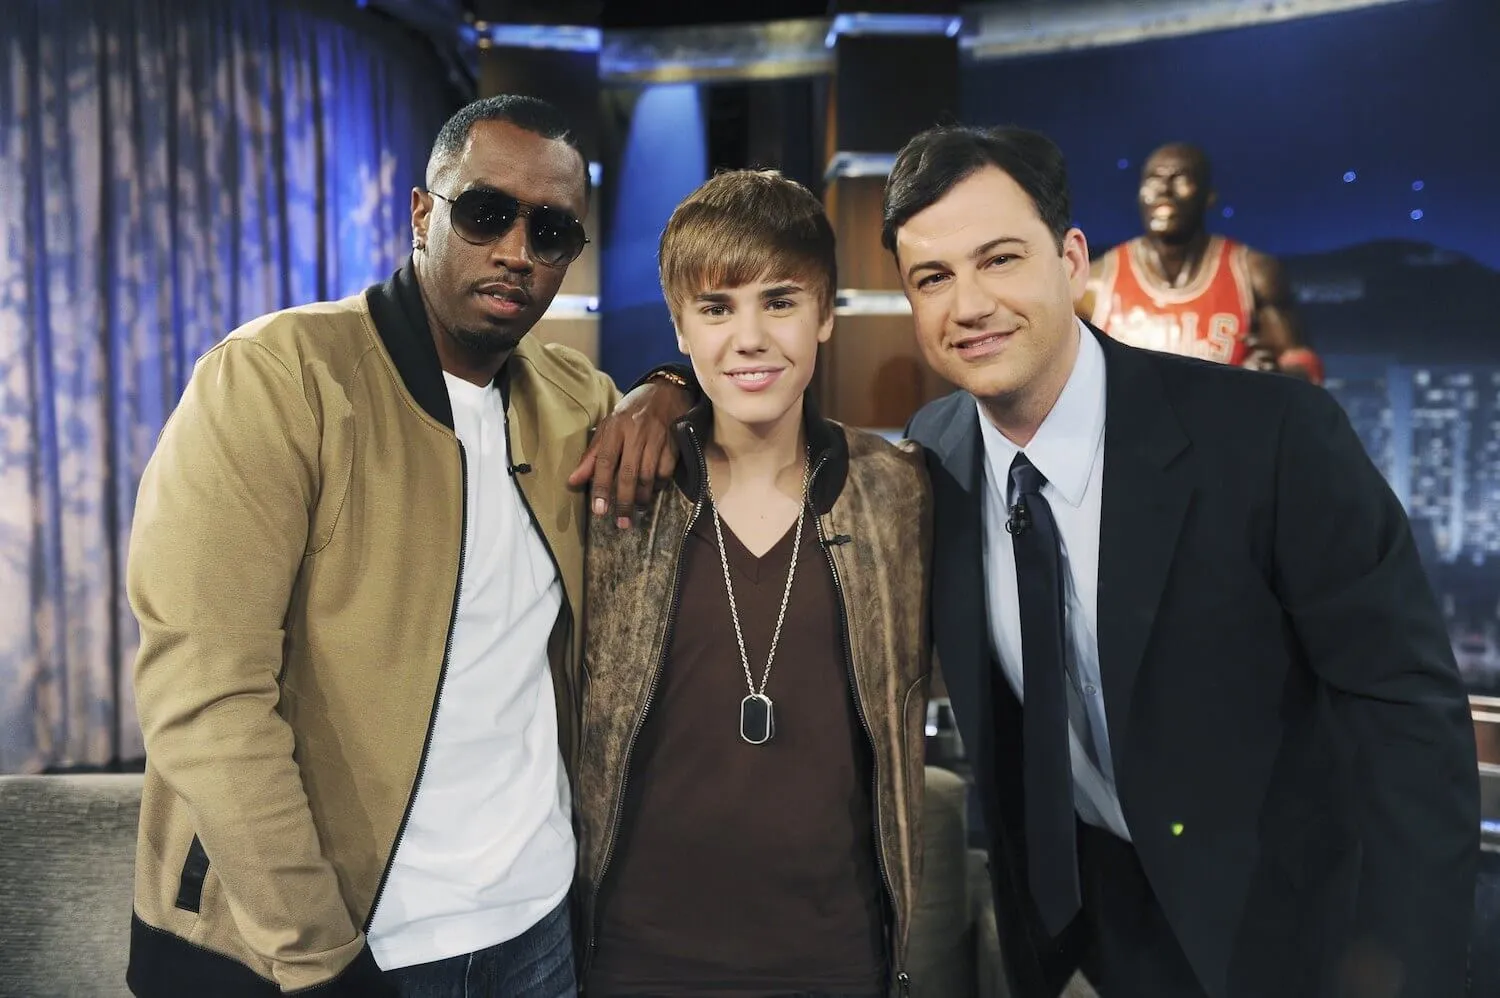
[[1095, 334, 1194, 769], [926, 400, 991, 768], [926, 393, 1085, 995]]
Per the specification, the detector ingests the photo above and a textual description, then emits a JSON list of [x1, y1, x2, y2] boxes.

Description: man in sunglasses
[[125, 95, 694, 998]]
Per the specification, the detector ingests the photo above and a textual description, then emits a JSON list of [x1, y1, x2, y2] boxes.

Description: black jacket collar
[[671, 392, 849, 515], [365, 255, 458, 430]]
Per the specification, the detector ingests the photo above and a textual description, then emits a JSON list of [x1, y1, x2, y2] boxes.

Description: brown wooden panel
[[531, 317, 599, 365], [1475, 711, 1500, 767], [558, 208, 600, 298], [821, 9, 958, 296], [827, 177, 901, 291], [818, 314, 953, 429]]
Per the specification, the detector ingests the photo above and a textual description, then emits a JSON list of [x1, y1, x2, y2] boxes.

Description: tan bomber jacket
[[126, 259, 618, 995]]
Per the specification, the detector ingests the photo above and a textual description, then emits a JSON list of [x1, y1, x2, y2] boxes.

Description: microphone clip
[[1005, 501, 1030, 536]]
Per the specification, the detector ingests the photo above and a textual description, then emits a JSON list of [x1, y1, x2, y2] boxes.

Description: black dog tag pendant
[[740, 693, 775, 745]]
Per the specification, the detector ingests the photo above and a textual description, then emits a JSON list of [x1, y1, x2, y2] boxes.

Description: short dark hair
[[881, 125, 1072, 254], [426, 94, 588, 196]]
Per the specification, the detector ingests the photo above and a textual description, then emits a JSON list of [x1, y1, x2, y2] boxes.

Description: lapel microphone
[[508, 463, 532, 476], [1005, 500, 1030, 536]]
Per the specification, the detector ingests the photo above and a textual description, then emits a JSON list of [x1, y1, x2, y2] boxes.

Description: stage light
[[545, 295, 600, 318], [824, 151, 898, 182], [965, 0, 1421, 60], [464, 23, 602, 54], [834, 290, 911, 317], [825, 13, 964, 48]]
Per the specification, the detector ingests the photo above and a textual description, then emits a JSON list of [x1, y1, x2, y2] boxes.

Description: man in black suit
[[889, 125, 1479, 998]]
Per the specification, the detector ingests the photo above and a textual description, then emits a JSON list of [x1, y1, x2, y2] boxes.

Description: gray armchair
[[0, 774, 141, 997], [908, 765, 1006, 997]]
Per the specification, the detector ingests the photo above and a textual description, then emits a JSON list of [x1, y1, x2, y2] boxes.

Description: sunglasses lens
[[443, 190, 584, 265], [451, 191, 519, 244], [527, 208, 585, 266]]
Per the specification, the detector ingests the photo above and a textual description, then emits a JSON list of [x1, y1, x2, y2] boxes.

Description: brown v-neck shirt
[[586, 508, 886, 996]]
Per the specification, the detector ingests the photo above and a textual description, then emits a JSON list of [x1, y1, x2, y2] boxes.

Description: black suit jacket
[[907, 330, 1479, 998]]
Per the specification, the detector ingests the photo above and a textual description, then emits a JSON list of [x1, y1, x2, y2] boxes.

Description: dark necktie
[[1008, 452, 1081, 936]]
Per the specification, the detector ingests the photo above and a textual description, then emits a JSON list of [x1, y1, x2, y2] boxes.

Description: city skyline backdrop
[[1307, 237, 1500, 690]]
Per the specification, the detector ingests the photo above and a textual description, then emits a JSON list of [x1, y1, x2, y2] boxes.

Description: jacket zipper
[[814, 455, 910, 996], [584, 425, 706, 977], [364, 441, 468, 932], [503, 414, 576, 697], [491, 391, 577, 784]]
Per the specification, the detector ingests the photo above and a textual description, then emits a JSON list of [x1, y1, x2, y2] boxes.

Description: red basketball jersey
[[1090, 236, 1256, 366]]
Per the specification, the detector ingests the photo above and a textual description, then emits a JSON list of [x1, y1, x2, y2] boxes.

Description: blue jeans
[[383, 899, 577, 998]]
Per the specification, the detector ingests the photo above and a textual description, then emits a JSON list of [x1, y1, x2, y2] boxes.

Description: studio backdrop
[[0, 0, 457, 772]]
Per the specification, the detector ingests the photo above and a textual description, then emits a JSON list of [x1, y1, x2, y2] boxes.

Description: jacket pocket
[[173, 834, 211, 914]]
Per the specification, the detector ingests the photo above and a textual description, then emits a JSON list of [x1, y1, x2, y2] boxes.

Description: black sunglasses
[[427, 188, 589, 267]]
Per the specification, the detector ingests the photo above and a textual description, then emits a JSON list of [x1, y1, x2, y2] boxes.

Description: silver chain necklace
[[704, 451, 810, 745]]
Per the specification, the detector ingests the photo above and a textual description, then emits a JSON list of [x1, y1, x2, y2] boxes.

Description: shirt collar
[[975, 319, 1107, 509]]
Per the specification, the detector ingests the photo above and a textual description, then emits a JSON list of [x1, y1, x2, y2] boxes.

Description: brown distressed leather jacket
[[574, 401, 934, 995]]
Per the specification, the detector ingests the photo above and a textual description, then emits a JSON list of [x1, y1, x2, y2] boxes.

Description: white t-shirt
[[366, 372, 574, 969]]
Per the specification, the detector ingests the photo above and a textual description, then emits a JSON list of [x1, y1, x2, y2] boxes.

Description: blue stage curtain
[[0, 0, 457, 772]]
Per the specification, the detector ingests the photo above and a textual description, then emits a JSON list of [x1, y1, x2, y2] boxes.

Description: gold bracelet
[[646, 369, 691, 390]]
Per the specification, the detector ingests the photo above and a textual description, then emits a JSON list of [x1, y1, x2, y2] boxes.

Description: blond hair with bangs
[[659, 169, 837, 321]]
